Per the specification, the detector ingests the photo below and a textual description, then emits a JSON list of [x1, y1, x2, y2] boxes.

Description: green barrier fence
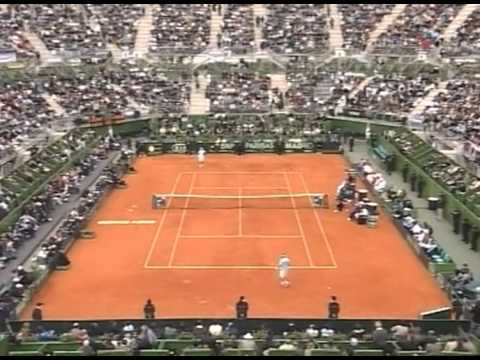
[[377, 135, 480, 231]]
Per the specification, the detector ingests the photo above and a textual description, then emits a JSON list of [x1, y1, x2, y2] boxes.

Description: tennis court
[[21, 154, 449, 320]]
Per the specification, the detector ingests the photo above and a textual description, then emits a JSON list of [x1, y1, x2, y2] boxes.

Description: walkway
[[22, 32, 54, 64], [442, 4, 480, 42], [328, 4, 344, 51], [209, 5, 223, 50], [42, 94, 65, 116], [410, 81, 448, 118], [348, 76, 374, 99], [347, 141, 480, 279], [133, 4, 153, 58], [189, 73, 210, 114], [366, 4, 407, 52], [252, 4, 268, 51]]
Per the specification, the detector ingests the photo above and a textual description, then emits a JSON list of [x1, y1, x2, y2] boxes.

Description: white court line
[[182, 171, 303, 175], [178, 235, 303, 239], [299, 173, 337, 268], [192, 186, 289, 190], [143, 173, 183, 268], [283, 172, 314, 267], [98, 220, 156, 225], [238, 187, 242, 236], [167, 173, 197, 267], [145, 265, 337, 270]]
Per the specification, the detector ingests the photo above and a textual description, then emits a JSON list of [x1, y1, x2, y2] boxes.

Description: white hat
[[243, 333, 253, 339]]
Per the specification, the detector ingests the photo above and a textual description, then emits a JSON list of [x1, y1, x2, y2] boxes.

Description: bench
[[181, 348, 213, 356], [139, 349, 170, 356], [9, 350, 44, 356], [222, 348, 257, 356], [52, 350, 83, 356]]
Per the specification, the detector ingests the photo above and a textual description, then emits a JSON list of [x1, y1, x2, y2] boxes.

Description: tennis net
[[152, 193, 329, 209]]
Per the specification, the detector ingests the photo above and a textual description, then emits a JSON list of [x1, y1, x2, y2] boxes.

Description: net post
[[323, 194, 329, 208], [311, 194, 329, 208], [152, 194, 167, 209]]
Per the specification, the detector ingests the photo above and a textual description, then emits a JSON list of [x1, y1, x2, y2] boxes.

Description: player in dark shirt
[[143, 299, 155, 319], [328, 296, 340, 319], [32, 303, 43, 321], [236, 296, 249, 319]]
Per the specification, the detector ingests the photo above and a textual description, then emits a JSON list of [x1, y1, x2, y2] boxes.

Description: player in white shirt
[[277, 254, 291, 287], [197, 147, 206, 168]]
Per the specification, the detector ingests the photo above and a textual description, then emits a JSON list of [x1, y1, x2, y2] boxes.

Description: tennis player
[[278, 254, 291, 287], [197, 146, 206, 168]]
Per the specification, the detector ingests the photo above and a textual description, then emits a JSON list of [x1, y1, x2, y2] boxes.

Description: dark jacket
[[144, 303, 155, 318], [32, 307, 42, 321], [236, 300, 249, 318], [328, 301, 340, 318]]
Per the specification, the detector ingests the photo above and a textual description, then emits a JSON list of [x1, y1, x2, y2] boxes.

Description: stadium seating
[[1, 4, 480, 358]]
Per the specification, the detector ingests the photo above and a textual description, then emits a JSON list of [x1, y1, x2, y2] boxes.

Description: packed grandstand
[[0, 3, 479, 357]]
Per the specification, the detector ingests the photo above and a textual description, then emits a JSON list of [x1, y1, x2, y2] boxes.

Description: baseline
[[145, 265, 337, 270]]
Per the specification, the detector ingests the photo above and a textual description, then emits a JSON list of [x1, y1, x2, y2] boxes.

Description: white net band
[[152, 193, 329, 209]]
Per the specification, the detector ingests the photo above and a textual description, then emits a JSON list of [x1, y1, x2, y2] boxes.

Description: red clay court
[[22, 154, 450, 320]]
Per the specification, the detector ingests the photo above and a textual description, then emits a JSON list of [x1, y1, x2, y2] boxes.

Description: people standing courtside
[[143, 299, 155, 319], [328, 296, 340, 319], [236, 296, 249, 319], [32, 303, 43, 321], [349, 136, 355, 152]]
